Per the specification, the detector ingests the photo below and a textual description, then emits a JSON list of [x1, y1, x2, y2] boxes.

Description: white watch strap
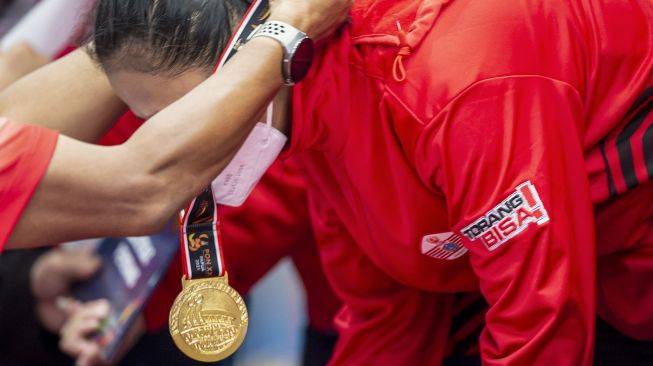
[[249, 20, 309, 85], [249, 21, 305, 53]]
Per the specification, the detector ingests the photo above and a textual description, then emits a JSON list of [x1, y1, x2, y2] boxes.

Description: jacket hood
[[349, 0, 452, 49]]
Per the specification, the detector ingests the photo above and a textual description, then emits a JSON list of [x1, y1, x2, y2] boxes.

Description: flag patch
[[421, 232, 468, 260]]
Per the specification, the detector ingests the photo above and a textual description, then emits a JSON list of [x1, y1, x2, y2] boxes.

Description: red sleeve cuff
[[0, 118, 59, 251]]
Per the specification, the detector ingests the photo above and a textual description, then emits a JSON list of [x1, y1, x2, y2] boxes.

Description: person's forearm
[[126, 36, 285, 204], [7, 0, 352, 248], [96, 36, 286, 235], [7, 37, 285, 247], [0, 49, 126, 142]]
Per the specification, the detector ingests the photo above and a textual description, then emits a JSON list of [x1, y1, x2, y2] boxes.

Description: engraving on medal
[[169, 278, 248, 362]]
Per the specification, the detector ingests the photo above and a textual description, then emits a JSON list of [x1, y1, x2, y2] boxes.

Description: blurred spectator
[[0, 248, 100, 365]]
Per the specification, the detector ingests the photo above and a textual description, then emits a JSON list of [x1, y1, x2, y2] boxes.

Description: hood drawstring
[[392, 20, 412, 83]]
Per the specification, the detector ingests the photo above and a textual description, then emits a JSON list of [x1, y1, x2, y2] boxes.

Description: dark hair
[[88, 0, 250, 75]]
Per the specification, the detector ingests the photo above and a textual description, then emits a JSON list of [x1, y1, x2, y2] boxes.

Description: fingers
[[59, 299, 110, 366], [58, 296, 85, 319], [77, 347, 104, 366], [269, 0, 352, 40], [31, 249, 102, 300], [36, 300, 71, 333]]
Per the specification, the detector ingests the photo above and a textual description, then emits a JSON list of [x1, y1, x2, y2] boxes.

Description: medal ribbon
[[179, 0, 269, 280]]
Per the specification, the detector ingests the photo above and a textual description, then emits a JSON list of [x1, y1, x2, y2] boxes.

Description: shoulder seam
[[384, 74, 583, 131], [402, 74, 584, 181], [425, 74, 583, 126]]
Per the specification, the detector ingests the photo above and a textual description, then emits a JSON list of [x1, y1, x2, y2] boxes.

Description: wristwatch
[[248, 20, 314, 86]]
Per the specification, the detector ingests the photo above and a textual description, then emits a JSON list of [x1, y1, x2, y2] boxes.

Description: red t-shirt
[[290, 0, 653, 364], [0, 118, 58, 251]]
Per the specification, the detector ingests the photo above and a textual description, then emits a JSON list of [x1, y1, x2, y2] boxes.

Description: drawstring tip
[[393, 19, 411, 83], [392, 54, 408, 82], [392, 46, 411, 83]]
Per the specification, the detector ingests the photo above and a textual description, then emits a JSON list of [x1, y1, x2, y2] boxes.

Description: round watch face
[[290, 38, 315, 83]]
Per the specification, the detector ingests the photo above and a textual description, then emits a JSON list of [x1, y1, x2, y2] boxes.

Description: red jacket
[[290, 0, 653, 364]]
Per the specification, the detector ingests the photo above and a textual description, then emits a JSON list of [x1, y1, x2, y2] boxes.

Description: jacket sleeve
[[416, 76, 596, 365]]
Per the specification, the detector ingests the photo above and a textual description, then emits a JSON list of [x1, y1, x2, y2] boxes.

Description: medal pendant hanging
[[168, 1, 267, 361], [169, 274, 249, 362]]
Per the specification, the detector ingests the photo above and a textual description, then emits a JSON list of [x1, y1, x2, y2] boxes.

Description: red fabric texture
[[96, 110, 143, 146], [0, 119, 58, 251], [53, 45, 77, 60], [289, 0, 653, 364]]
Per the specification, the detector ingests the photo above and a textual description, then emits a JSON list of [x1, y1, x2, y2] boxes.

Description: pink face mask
[[210, 103, 287, 207]]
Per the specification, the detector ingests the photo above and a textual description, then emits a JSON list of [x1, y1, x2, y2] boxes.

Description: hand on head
[[270, 0, 352, 40]]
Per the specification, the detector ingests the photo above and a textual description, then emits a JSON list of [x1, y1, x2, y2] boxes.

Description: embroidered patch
[[421, 232, 468, 260], [460, 181, 549, 251]]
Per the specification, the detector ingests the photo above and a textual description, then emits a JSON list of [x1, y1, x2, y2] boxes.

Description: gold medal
[[169, 2, 269, 361], [169, 274, 248, 362]]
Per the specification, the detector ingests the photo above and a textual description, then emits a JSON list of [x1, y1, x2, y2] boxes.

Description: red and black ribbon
[[179, 0, 269, 280]]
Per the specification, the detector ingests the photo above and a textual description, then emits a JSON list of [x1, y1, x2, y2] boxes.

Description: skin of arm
[[8, 37, 282, 247], [0, 43, 48, 91], [6, 1, 352, 248], [0, 48, 127, 142]]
